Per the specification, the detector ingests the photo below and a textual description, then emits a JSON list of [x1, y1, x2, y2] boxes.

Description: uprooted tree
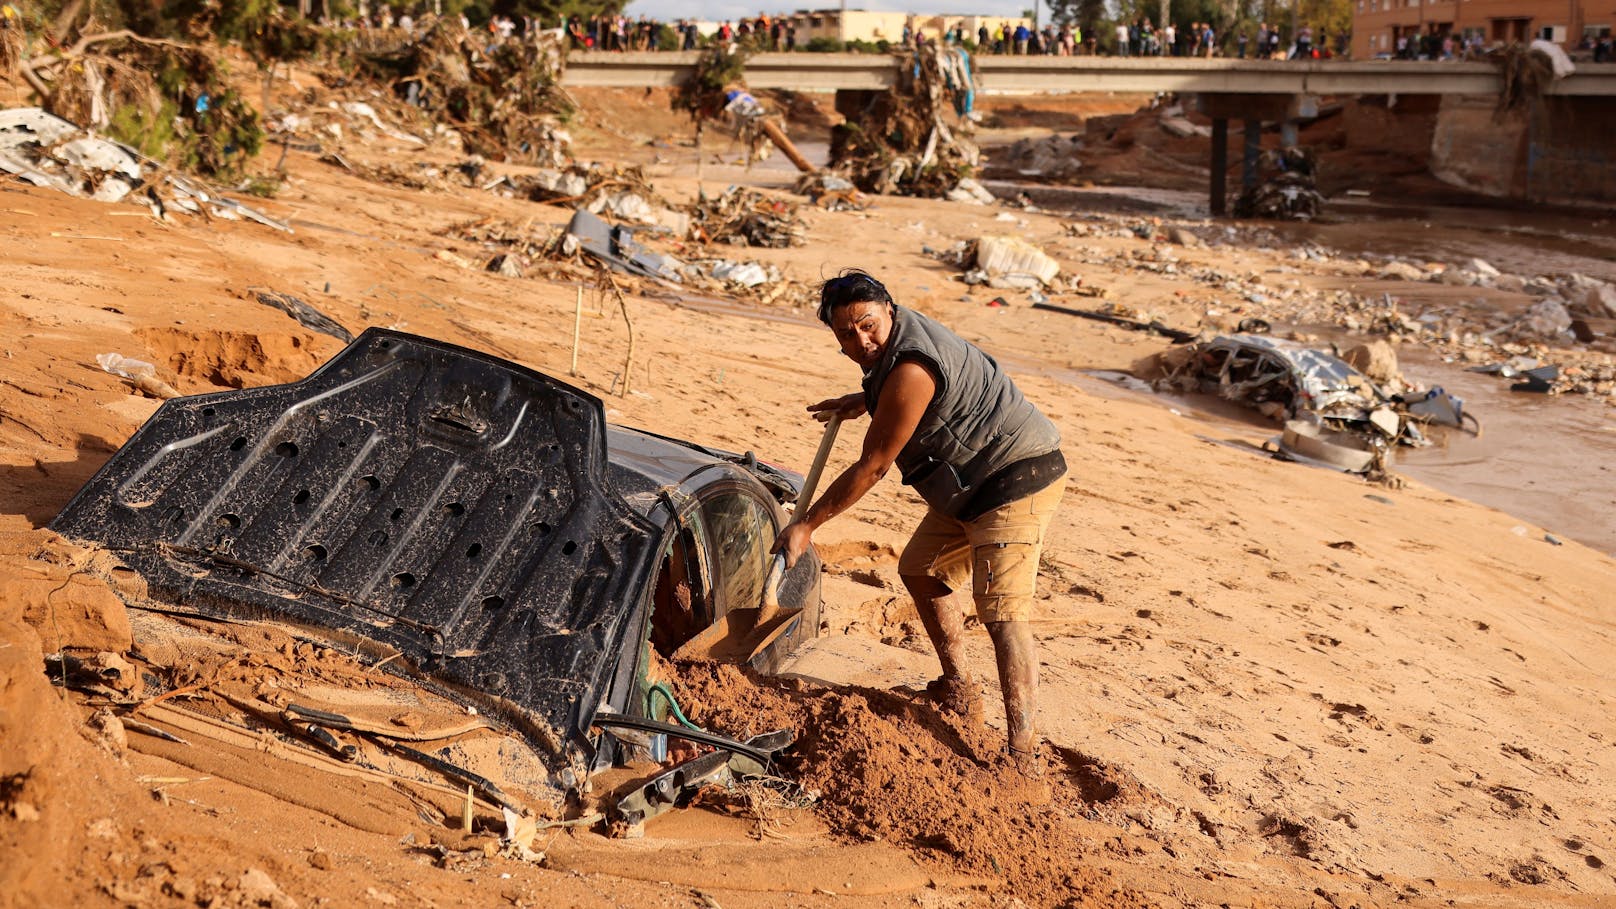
[[2, 0, 343, 178], [672, 43, 768, 160], [671, 44, 817, 173], [7, 23, 265, 179], [829, 44, 981, 198], [346, 18, 572, 164]]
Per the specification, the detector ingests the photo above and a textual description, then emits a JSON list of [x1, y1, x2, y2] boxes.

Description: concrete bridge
[[563, 52, 1616, 210], [563, 52, 1616, 96]]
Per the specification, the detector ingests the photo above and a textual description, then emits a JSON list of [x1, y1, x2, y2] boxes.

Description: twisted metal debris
[[1233, 147, 1321, 221]]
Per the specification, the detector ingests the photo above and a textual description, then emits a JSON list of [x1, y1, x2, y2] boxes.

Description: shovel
[[761, 412, 844, 611]]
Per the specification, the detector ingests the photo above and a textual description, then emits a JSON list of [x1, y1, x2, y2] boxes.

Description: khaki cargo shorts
[[896, 471, 1067, 624]]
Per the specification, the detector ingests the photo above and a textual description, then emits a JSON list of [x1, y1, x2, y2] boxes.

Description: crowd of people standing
[[1111, 19, 1339, 59], [692, 16, 800, 51], [1111, 20, 1228, 57], [348, 5, 1352, 62]]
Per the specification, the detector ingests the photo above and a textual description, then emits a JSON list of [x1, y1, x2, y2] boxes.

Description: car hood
[[52, 329, 661, 785]]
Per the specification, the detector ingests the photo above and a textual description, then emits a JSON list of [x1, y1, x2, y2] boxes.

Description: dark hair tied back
[[817, 269, 893, 325]]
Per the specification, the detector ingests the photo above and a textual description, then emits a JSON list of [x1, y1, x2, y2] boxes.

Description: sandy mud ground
[[2, 79, 1615, 909]]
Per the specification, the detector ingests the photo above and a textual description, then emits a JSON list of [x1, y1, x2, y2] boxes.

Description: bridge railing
[[561, 51, 1616, 96]]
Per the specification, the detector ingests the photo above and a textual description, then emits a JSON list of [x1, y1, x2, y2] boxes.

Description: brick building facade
[[1350, 0, 1613, 58]]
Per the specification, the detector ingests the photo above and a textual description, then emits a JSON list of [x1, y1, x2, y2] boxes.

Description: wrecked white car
[[1157, 334, 1476, 473], [52, 329, 821, 825]]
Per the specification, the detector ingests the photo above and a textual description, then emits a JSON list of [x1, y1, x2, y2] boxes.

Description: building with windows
[[1351, 0, 1611, 58]]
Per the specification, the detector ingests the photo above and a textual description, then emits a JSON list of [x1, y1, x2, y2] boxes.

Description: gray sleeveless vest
[[862, 306, 1061, 517]]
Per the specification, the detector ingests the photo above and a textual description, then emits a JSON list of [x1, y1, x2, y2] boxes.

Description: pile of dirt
[[986, 103, 1211, 192], [994, 133, 1087, 182], [132, 326, 337, 391], [670, 662, 1153, 908], [0, 528, 146, 907]]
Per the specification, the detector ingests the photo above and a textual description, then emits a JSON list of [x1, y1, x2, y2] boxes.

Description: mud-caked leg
[[987, 618, 1039, 761], [901, 572, 981, 716]]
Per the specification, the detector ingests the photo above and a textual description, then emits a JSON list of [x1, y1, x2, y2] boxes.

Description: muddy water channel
[[1012, 182, 1616, 554], [1392, 348, 1616, 555], [1059, 356, 1614, 556]]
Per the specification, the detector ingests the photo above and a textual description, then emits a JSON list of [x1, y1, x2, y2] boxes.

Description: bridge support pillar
[[1195, 92, 1322, 216], [1243, 118, 1261, 194]]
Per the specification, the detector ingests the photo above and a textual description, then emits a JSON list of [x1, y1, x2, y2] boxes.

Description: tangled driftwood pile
[[829, 44, 979, 197], [503, 162, 687, 233], [350, 18, 571, 164], [673, 44, 751, 124], [1489, 40, 1573, 119], [9, 28, 262, 178], [689, 186, 805, 247], [440, 216, 586, 281]]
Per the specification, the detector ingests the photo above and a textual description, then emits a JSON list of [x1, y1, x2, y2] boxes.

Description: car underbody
[[52, 329, 822, 816]]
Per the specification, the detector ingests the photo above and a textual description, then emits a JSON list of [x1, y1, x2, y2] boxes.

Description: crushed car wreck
[[1154, 334, 1478, 474], [51, 329, 821, 822]]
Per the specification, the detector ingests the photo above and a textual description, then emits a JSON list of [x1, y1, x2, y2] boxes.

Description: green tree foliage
[[1295, 0, 1352, 45], [457, 0, 628, 26], [1046, 0, 1109, 37], [124, 0, 330, 67]]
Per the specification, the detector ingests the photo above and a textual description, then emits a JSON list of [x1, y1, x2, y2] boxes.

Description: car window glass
[[698, 490, 773, 617]]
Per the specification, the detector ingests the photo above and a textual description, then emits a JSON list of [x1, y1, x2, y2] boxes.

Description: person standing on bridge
[[772, 271, 1069, 774]]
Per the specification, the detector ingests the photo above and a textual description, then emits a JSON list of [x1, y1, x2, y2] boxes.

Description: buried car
[[1156, 334, 1477, 473], [51, 329, 821, 805]]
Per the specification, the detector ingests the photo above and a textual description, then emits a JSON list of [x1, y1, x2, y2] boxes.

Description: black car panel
[[52, 329, 662, 774], [52, 329, 822, 794]]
